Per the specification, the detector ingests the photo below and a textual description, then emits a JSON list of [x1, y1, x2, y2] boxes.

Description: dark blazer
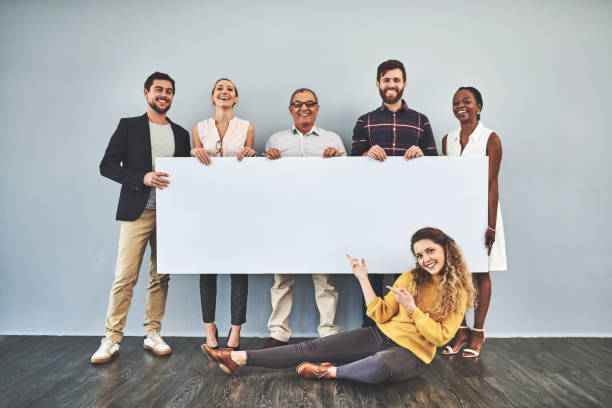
[[100, 113, 191, 221]]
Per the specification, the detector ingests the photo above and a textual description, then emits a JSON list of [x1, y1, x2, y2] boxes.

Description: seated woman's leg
[[246, 327, 383, 369], [336, 347, 425, 384]]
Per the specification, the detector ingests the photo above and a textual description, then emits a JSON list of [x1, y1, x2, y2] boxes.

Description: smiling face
[[412, 239, 446, 275], [210, 79, 238, 108], [452, 89, 481, 123], [377, 68, 406, 105], [289, 90, 319, 132], [144, 79, 174, 114]]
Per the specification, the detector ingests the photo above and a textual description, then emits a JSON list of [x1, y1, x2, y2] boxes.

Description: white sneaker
[[91, 337, 119, 364], [144, 330, 172, 356]]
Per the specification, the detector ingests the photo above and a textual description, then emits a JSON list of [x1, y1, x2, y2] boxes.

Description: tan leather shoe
[[296, 362, 335, 379], [202, 344, 239, 374]]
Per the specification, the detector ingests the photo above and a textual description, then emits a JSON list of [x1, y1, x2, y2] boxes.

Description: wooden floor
[[0, 336, 610, 408]]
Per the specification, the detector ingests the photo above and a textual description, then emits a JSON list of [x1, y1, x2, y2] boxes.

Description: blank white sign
[[156, 157, 488, 274]]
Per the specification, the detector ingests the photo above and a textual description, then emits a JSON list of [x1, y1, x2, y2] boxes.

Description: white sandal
[[462, 328, 485, 358], [442, 326, 470, 355]]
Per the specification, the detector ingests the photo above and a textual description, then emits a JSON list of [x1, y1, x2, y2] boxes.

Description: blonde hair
[[407, 227, 476, 320], [211, 78, 238, 107], [211, 78, 238, 97]]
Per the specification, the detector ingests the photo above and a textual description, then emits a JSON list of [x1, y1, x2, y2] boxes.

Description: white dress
[[196, 117, 250, 157], [445, 122, 507, 271]]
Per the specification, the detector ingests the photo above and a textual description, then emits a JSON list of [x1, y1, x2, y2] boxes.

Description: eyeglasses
[[290, 101, 318, 108], [215, 140, 223, 157]]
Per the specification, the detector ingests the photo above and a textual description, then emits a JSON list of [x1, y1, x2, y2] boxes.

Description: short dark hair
[[144, 72, 175, 93], [289, 88, 318, 105], [456, 86, 483, 120], [377, 60, 406, 82]]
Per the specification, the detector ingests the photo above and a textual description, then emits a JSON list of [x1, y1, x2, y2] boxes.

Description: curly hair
[[406, 227, 476, 320]]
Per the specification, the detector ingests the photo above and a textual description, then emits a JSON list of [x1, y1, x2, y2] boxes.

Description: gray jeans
[[246, 327, 425, 383]]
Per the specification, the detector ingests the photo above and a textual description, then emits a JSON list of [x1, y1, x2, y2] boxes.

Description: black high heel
[[226, 326, 240, 351], [201, 323, 219, 361]]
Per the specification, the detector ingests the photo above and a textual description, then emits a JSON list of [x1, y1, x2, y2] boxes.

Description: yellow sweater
[[366, 271, 467, 364]]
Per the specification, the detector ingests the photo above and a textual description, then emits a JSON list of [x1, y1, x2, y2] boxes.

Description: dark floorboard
[[0, 335, 611, 407]]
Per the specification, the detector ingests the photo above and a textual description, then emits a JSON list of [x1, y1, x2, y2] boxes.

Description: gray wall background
[[1, 0, 610, 337]]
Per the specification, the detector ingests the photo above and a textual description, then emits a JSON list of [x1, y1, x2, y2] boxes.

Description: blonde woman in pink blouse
[[190, 78, 256, 354]]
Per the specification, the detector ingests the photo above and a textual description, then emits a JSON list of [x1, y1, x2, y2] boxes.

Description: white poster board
[[156, 157, 488, 274]]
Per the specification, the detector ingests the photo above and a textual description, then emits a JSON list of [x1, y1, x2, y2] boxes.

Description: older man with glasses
[[259, 88, 346, 349]]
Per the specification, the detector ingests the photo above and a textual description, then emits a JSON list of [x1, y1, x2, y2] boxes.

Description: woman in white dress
[[440, 87, 507, 358], [190, 78, 256, 353]]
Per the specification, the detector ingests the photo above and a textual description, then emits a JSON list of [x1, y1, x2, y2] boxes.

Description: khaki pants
[[267, 274, 339, 342], [105, 210, 169, 343]]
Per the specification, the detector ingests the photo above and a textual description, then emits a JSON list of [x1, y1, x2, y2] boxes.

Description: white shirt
[[265, 124, 346, 157]]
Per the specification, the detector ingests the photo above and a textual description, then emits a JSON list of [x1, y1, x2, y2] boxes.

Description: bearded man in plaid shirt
[[351, 59, 439, 327]]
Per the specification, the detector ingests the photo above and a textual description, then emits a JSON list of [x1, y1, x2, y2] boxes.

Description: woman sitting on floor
[[204, 227, 476, 384]]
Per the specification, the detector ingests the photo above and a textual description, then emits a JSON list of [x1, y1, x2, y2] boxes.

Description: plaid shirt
[[351, 100, 438, 157]]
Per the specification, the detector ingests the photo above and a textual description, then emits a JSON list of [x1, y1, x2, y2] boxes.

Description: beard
[[379, 86, 404, 104], [149, 98, 171, 114]]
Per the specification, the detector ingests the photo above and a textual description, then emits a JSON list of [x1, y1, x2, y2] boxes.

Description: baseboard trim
[[1, 330, 611, 338]]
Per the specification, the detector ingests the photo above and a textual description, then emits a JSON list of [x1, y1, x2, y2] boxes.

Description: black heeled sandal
[[201, 323, 219, 360], [226, 326, 240, 351]]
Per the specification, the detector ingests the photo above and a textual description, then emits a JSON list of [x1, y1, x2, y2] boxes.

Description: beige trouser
[[105, 210, 169, 343], [268, 274, 339, 342]]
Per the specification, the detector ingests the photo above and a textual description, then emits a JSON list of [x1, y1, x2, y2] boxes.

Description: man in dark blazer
[[91, 72, 191, 364]]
